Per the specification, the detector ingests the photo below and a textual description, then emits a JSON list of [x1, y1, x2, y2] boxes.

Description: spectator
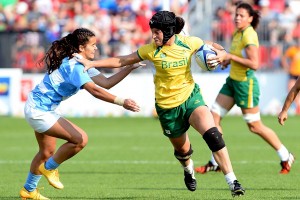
[[277, 2, 297, 39], [292, 15, 300, 39], [256, 0, 278, 43], [211, 6, 235, 45], [281, 37, 300, 114]]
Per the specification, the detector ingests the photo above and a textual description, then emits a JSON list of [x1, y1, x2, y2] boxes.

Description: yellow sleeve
[[137, 43, 155, 61], [189, 36, 204, 53]]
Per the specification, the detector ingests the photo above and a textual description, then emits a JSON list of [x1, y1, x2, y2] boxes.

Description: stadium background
[[1, 2, 300, 199], [0, 0, 299, 117]]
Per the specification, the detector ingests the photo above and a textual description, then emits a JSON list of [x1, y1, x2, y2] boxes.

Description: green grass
[[1, 115, 299, 199]]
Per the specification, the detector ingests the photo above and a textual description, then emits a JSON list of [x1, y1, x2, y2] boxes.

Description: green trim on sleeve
[[136, 50, 144, 60]]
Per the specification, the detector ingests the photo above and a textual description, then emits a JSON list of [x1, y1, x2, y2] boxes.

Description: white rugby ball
[[195, 44, 219, 71]]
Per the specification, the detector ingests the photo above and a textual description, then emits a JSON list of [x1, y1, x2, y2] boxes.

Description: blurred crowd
[[0, 0, 189, 73], [1, 0, 300, 74]]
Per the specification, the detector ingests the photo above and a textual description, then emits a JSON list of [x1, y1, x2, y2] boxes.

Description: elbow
[[251, 60, 259, 70], [252, 64, 259, 70], [101, 83, 113, 90], [104, 85, 113, 90], [95, 81, 112, 90]]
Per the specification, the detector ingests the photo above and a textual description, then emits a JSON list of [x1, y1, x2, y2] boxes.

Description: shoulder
[[138, 42, 156, 51], [243, 27, 259, 45], [138, 42, 158, 60], [59, 57, 86, 76], [175, 34, 203, 51], [176, 34, 202, 43], [243, 26, 258, 38]]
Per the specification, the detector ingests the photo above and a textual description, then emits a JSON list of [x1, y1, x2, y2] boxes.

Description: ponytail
[[175, 16, 185, 34], [39, 28, 95, 74]]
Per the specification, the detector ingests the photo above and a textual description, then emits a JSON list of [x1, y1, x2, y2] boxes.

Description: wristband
[[114, 97, 125, 106]]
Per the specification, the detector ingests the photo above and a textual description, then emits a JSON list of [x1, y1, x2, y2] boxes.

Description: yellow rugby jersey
[[137, 34, 203, 109], [229, 26, 259, 81]]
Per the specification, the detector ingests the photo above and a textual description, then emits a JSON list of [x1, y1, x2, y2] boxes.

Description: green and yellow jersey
[[137, 34, 203, 109], [229, 26, 259, 81]]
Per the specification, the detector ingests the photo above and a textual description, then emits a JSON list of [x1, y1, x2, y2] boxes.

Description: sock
[[183, 159, 194, 175], [277, 144, 290, 161], [225, 172, 237, 185], [210, 154, 218, 166], [24, 172, 42, 192], [45, 157, 60, 170]]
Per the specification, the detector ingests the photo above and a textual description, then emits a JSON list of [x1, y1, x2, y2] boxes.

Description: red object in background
[[21, 79, 33, 102], [269, 0, 285, 13]]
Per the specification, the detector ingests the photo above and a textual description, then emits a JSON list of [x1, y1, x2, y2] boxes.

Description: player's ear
[[79, 45, 84, 52]]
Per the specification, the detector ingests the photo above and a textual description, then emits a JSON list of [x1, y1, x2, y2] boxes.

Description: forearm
[[105, 66, 134, 89], [92, 87, 116, 103], [281, 89, 299, 112], [84, 82, 140, 113], [92, 57, 123, 68], [84, 82, 120, 105], [211, 42, 226, 51], [229, 53, 258, 70], [92, 56, 138, 68]]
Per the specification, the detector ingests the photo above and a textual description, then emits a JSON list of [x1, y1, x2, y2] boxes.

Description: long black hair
[[236, 2, 260, 29], [39, 28, 95, 74]]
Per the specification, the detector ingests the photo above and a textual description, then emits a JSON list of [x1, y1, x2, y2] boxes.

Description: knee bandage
[[203, 127, 225, 152], [211, 102, 228, 117], [174, 145, 193, 162], [243, 112, 261, 123]]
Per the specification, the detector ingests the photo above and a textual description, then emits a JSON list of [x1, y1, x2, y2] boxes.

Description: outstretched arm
[[91, 63, 145, 89], [83, 81, 140, 112], [75, 52, 141, 71], [278, 77, 300, 125]]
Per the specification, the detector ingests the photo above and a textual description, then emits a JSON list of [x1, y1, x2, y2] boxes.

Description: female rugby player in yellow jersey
[[196, 2, 294, 175], [76, 10, 245, 196]]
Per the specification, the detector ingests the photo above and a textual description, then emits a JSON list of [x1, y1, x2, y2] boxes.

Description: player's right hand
[[278, 111, 288, 125], [73, 53, 93, 72]]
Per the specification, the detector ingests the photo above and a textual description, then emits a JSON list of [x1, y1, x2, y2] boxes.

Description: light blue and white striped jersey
[[27, 57, 100, 111]]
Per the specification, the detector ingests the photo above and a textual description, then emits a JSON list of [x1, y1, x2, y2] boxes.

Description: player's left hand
[[123, 99, 140, 112]]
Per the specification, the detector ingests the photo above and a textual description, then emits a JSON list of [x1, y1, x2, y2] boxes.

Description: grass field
[[0, 115, 299, 200]]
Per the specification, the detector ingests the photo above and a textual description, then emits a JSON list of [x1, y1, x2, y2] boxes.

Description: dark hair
[[236, 2, 260, 29], [149, 10, 185, 44], [175, 16, 185, 34], [39, 28, 95, 74]]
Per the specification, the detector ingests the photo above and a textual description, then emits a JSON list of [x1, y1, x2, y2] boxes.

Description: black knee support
[[203, 127, 225, 152], [174, 145, 193, 162]]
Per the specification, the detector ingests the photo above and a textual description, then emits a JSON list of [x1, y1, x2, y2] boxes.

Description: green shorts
[[220, 76, 260, 108], [155, 83, 206, 138]]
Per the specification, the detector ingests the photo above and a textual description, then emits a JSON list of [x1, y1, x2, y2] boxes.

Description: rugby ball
[[195, 44, 219, 71]]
